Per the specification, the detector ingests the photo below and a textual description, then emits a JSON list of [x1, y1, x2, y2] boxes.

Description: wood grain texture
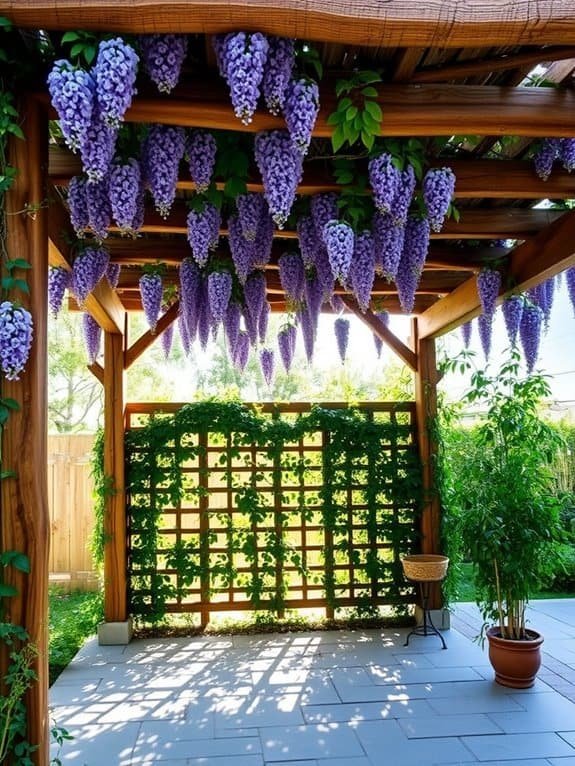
[[47, 193, 125, 334], [5, 1, 575, 47], [342, 298, 418, 371], [103, 331, 128, 622], [413, 318, 442, 610], [418, 209, 575, 339], [37, 82, 575, 137], [117, 203, 562, 239], [411, 46, 575, 83], [49, 145, 575, 199], [0, 97, 50, 766], [124, 300, 180, 368]]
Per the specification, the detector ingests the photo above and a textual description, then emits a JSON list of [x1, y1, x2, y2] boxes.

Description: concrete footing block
[[98, 618, 133, 645]]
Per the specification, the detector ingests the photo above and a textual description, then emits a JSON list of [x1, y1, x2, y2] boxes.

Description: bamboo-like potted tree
[[449, 355, 564, 688]]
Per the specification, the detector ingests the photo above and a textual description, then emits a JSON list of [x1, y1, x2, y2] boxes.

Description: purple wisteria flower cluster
[[139, 34, 188, 93], [185, 130, 217, 193], [254, 130, 302, 227], [350, 231, 375, 312], [48, 38, 138, 183], [519, 302, 544, 374], [143, 124, 186, 218], [277, 323, 297, 372], [208, 271, 233, 321], [214, 33, 319, 156], [259, 347, 275, 385], [139, 272, 163, 333], [82, 312, 101, 365], [48, 267, 71, 317], [109, 159, 142, 235], [334, 317, 350, 363], [72, 247, 109, 304], [422, 168, 456, 233], [187, 204, 219, 267], [0, 301, 33, 380], [533, 138, 561, 181], [395, 217, 430, 314], [323, 220, 354, 284], [502, 295, 524, 346], [68, 176, 90, 236], [278, 252, 305, 302]]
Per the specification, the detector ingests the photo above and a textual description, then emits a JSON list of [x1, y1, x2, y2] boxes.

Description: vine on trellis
[[95, 400, 423, 623]]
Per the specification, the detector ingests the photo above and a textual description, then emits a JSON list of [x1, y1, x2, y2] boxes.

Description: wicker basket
[[401, 554, 449, 582]]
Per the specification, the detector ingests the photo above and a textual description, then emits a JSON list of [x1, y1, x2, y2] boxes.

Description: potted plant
[[445, 354, 565, 688]]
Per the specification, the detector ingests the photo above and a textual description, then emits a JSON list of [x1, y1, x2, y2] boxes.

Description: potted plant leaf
[[446, 354, 565, 688]]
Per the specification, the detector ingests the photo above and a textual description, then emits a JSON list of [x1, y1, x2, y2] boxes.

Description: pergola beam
[[39, 82, 575, 137], [342, 298, 417, 371], [417, 209, 575, 339], [124, 300, 180, 368], [47, 192, 125, 334], [6, 1, 575, 47], [118, 204, 562, 239], [106, 238, 506, 271], [411, 46, 575, 83], [49, 146, 575, 200]]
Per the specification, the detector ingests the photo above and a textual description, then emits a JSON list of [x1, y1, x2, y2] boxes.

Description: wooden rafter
[[116, 205, 562, 240], [342, 298, 417, 371], [47, 191, 125, 334], [124, 300, 180, 368], [38, 82, 575, 137], [417, 209, 575, 339], [105, 238, 504, 271], [7, 1, 575, 47], [87, 362, 104, 384], [411, 46, 575, 83], [49, 146, 575, 200]]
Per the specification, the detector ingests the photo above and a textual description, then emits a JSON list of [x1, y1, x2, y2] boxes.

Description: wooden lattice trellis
[[124, 402, 421, 623]]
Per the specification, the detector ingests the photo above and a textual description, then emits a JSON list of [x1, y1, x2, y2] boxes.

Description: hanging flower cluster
[[0, 302, 34, 380]]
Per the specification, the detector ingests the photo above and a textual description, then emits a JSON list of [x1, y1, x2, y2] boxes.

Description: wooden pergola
[[2, 2, 575, 762]]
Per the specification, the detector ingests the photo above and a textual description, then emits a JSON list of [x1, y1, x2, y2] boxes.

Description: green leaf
[[7, 123, 25, 139], [224, 177, 247, 198], [70, 42, 86, 59], [364, 100, 383, 123], [10, 258, 32, 270], [338, 97, 353, 112], [14, 278, 30, 293], [0, 16, 13, 29], [345, 105, 358, 121], [61, 31, 81, 43], [11, 552, 30, 573], [331, 125, 346, 153], [84, 45, 97, 65], [361, 111, 381, 133], [0, 469, 16, 480], [358, 70, 382, 84], [361, 130, 375, 151], [327, 111, 345, 126], [361, 86, 379, 98], [0, 583, 18, 597], [335, 80, 351, 98], [2, 398, 20, 411]]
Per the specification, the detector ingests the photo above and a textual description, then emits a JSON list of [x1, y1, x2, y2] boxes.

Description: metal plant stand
[[404, 579, 447, 650], [401, 554, 449, 650]]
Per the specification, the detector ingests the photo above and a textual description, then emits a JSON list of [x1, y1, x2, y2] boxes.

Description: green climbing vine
[[93, 400, 423, 623]]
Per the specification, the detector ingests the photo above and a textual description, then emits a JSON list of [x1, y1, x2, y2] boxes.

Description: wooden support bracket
[[342, 297, 418, 372]]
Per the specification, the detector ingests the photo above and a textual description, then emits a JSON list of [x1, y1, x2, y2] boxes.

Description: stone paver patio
[[50, 600, 575, 765]]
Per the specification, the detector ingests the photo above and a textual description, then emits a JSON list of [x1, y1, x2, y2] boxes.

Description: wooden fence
[[125, 402, 421, 623], [47, 433, 99, 591]]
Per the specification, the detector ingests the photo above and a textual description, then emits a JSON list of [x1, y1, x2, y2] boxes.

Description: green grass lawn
[[49, 588, 103, 685], [455, 562, 574, 602]]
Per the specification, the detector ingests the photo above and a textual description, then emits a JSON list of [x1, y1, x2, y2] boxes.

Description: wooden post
[[0, 97, 50, 765], [103, 331, 128, 623], [412, 317, 442, 610]]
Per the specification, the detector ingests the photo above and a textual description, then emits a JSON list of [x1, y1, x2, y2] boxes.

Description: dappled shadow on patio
[[50, 601, 575, 765]]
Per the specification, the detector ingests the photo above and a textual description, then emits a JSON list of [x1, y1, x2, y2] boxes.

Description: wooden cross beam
[[39, 82, 575, 138], [342, 297, 417, 371], [8, 1, 575, 48], [124, 300, 181, 368], [417, 209, 575, 339], [47, 191, 125, 334], [49, 146, 575, 201], [111, 203, 563, 240]]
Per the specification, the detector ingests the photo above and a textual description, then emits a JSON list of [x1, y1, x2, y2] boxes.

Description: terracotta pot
[[486, 626, 544, 688]]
